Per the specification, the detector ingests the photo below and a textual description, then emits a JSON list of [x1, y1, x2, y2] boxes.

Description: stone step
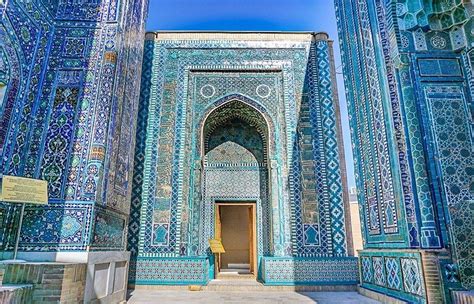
[[216, 272, 255, 280], [227, 263, 250, 269], [219, 268, 251, 274], [205, 279, 264, 291], [205, 280, 358, 292], [0, 261, 87, 303]]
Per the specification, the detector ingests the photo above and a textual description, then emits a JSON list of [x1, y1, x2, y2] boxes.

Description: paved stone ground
[[127, 290, 381, 303]]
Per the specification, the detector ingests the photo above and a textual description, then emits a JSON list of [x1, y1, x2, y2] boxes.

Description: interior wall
[[220, 205, 250, 268]]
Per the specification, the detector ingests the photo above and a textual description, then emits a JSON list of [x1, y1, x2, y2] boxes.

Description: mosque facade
[[127, 31, 357, 286]]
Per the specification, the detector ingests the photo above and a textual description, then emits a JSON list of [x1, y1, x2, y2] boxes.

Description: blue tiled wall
[[128, 33, 356, 285], [336, 0, 473, 301], [0, 0, 148, 253]]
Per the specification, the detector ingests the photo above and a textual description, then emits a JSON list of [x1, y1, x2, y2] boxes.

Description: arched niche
[[203, 100, 269, 166], [196, 98, 274, 257]]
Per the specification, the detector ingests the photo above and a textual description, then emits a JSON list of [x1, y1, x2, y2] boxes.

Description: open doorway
[[215, 202, 257, 278]]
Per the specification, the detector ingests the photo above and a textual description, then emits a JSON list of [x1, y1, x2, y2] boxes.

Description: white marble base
[[84, 251, 130, 304], [4, 250, 130, 304]]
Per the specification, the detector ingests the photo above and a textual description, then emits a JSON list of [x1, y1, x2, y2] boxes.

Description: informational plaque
[[208, 239, 225, 253], [1, 175, 48, 205]]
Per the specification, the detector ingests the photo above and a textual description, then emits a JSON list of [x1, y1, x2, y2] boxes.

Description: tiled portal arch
[[196, 97, 273, 256]]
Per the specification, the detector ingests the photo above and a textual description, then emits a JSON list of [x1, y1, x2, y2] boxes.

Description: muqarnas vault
[[127, 32, 358, 286], [336, 0, 473, 303]]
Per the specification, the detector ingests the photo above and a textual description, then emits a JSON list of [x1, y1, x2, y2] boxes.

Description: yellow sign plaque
[[208, 239, 225, 253], [1, 175, 48, 205]]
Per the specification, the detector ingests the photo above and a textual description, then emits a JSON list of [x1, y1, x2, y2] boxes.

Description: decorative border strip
[[359, 250, 426, 303], [262, 257, 358, 285], [129, 257, 209, 285]]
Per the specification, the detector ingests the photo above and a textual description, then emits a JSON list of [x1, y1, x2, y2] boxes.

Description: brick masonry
[[1, 262, 86, 303], [421, 251, 444, 304], [0, 284, 33, 304]]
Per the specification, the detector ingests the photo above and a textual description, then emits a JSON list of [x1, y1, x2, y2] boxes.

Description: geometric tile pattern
[[385, 258, 401, 290], [401, 258, 424, 296], [293, 40, 349, 257], [373, 257, 385, 286], [361, 257, 373, 283], [425, 86, 474, 289], [315, 41, 347, 256], [127, 39, 154, 256], [357, 0, 399, 237], [18, 203, 93, 251], [335, 0, 408, 248], [444, 263, 460, 283], [129, 257, 209, 285], [373, 0, 419, 247], [262, 257, 359, 285], [396, 1, 471, 52], [359, 251, 425, 302]]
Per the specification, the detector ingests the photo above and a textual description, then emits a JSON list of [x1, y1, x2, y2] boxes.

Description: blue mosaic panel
[[373, 257, 385, 286], [91, 207, 126, 250], [358, 251, 426, 303], [63, 37, 87, 57], [401, 258, 424, 296], [127, 40, 155, 256], [0, 0, 148, 253], [335, 0, 410, 248], [385, 257, 401, 290], [129, 257, 209, 285], [361, 256, 373, 283], [423, 86, 474, 289], [262, 257, 358, 285], [40, 87, 80, 198], [19, 203, 93, 251], [315, 40, 347, 256]]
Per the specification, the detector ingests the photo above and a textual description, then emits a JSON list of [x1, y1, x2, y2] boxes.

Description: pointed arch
[[192, 94, 275, 258], [197, 93, 275, 161]]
